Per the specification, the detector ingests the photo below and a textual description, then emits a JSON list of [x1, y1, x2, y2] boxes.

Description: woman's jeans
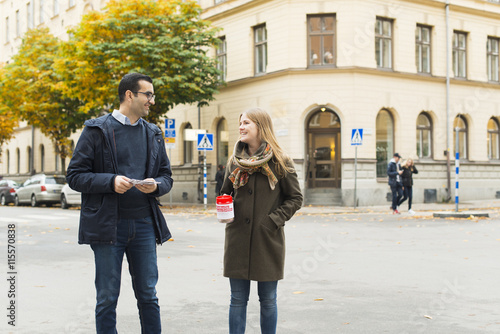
[[90, 216, 161, 334], [229, 278, 278, 334]]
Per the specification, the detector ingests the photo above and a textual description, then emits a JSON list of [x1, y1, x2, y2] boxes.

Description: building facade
[[2, 0, 500, 206]]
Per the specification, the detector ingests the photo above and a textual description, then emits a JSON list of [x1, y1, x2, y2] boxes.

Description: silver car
[[14, 174, 66, 207], [60, 183, 81, 209]]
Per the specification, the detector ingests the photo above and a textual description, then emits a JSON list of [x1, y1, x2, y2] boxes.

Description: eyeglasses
[[132, 91, 155, 102]]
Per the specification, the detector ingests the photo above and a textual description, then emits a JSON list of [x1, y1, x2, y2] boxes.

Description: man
[[67, 73, 173, 333], [387, 152, 403, 214]]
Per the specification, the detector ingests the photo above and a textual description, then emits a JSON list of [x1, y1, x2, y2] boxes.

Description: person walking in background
[[400, 158, 419, 215], [387, 153, 403, 214], [215, 164, 225, 196], [220, 107, 303, 334], [67, 73, 173, 334]]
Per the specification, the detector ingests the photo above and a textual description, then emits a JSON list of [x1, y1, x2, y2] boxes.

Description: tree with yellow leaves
[[0, 28, 88, 171], [57, 0, 222, 125]]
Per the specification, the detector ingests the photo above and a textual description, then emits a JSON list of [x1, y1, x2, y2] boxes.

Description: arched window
[[6, 150, 10, 174], [40, 145, 45, 172], [416, 113, 432, 158], [16, 148, 20, 174], [487, 118, 500, 160], [183, 123, 193, 164], [453, 116, 467, 159], [216, 118, 229, 166], [27, 146, 32, 174], [376, 109, 394, 177]]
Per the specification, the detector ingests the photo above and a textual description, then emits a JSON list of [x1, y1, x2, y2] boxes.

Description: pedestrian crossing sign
[[197, 133, 214, 151], [351, 129, 363, 146]]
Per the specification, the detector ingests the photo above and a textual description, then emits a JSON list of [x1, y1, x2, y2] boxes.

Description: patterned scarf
[[229, 141, 278, 190]]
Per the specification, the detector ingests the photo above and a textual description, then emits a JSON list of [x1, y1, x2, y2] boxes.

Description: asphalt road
[[0, 205, 499, 334]]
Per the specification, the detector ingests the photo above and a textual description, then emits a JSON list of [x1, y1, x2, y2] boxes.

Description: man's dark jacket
[[66, 113, 173, 245], [387, 159, 401, 187]]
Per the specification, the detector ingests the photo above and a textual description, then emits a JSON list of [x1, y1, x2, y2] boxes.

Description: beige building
[[2, 0, 500, 206]]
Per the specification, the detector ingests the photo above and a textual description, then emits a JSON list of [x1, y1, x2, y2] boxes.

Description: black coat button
[[246, 218, 250, 224], [248, 189, 253, 194]]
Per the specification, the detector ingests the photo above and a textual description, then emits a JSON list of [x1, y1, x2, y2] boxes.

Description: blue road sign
[[197, 133, 214, 151], [165, 119, 175, 138], [351, 129, 363, 146]]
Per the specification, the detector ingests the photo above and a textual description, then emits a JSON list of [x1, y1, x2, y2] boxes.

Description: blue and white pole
[[203, 150, 207, 210], [455, 126, 460, 212]]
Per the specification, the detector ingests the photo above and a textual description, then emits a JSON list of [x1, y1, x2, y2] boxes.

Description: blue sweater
[[109, 117, 152, 219]]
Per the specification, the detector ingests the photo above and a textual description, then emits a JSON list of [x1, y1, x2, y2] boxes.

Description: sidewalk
[[160, 198, 500, 215]]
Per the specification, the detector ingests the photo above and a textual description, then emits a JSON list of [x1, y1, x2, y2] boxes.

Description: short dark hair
[[118, 73, 153, 104]]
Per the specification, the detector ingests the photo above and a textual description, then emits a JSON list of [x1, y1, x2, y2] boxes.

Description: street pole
[[354, 146, 357, 209], [169, 147, 173, 209], [445, 0, 452, 202], [455, 126, 460, 212], [203, 150, 207, 210]]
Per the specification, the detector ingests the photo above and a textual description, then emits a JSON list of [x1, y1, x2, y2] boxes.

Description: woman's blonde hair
[[230, 107, 294, 177], [401, 158, 414, 168]]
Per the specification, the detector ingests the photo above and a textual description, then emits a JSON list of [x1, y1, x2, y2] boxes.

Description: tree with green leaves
[[57, 0, 222, 125], [0, 28, 88, 171]]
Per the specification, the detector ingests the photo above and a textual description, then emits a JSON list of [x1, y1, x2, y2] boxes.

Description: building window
[[216, 37, 227, 81], [487, 37, 499, 82], [453, 116, 467, 159], [416, 113, 432, 158], [27, 146, 33, 173], [69, 0, 76, 8], [416, 25, 431, 73], [254, 25, 267, 75], [16, 10, 20, 37], [308, 15, 336, 66], [40, 0, 45, 24], [376, 109, 394, 178], [53, 0, 59, 16], [487, 118, 500, 160], [6, 150, 10, 174], [183, 123, 193, 164], [27, 2, 34, 30], [5, 17, 9, 42], [16, 148, 20, 174], [375, 17, 393, 69], [216, 118, 228, 166], [215, 0, 227, 4], [40, 145, 45, 172], [453, 31, 467, 78]]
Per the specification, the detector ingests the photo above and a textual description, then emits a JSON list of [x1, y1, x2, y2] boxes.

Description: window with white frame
[[216, 36, 227, 81], [40, 0, 45, 23], [308, 15, 336, 66], [69, 0, 76, 8], [376, 109, 394, 177], [53, 0, 59, 16], [416, 25, 431, 73], [375, 17, 393, 69], [254, 25, 267, 74], [16, 10, 20, 37], [183, 123, 194, 164], [416, 113, 432, 158], [27, 2, 34, 30], [487, 37, 499, 82], [453, 31, 467, 78], [453, 116, 467, 159], [5, 17, 9, 42], [487, 118, 500, 160]]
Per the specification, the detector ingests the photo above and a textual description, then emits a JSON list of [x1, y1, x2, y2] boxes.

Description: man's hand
[[135, 178, 158, 194], [114, 175, 133, 194]]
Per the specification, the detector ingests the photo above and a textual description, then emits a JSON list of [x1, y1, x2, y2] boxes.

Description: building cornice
[[202, 0, 274, 21], [221, 66, 500, 90]]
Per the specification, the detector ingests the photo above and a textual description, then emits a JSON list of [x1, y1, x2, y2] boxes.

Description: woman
[[220, 107, 303, 334], [400, 158, 419, 215]]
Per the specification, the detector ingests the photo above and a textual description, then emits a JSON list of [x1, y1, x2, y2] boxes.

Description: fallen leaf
[[186, 229, 193, 232], [188, 245, 195, 248], [424, 315, 432, 319], [293, 291, 304, 294], [168, 238, 174, 241], [314, 298, 324, 301]]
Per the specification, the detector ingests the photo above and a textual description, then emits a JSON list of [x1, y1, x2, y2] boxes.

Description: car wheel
[[14, 195, 20, 206], [31, 194, 38, 207], [61, 195, 69, 209], [0, 194, 5, 206]]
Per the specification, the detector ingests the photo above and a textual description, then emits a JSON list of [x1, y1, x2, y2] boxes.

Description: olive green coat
[[220, 149, 303, 282]]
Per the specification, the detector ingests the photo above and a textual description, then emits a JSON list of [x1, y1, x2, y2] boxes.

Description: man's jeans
[[390, 183, 403, 210], [229, 278, 278, 334], [90, 216, 160, 334]]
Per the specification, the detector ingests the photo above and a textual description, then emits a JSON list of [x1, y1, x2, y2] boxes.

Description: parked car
[[60, 184, 81, 209], [0, 179, 19, 205], [14, 174, 66, 207]]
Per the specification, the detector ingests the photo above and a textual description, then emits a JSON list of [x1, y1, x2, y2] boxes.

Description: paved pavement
[[0, 199, 499, 334]]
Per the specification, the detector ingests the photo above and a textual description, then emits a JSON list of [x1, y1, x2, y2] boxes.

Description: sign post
[[351, 129, 363, 209], [197, 133, 214, 210], [165, 119, 176, 208]]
